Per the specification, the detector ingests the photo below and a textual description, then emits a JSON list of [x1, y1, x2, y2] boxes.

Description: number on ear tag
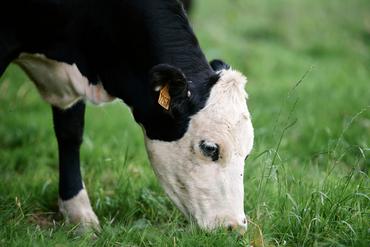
[[158, 84, 171, 110]]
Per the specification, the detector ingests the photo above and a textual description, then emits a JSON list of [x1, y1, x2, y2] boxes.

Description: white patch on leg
[[59, 188, 100, 231], [14, 53, 115, 109]]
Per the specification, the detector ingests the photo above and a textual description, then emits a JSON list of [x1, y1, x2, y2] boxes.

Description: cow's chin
[[144, 138, 248, 232]]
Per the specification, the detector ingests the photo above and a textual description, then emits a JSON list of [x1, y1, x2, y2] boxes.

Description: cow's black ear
[[210, 59, 230, 72], [150, 64, 189, 111]]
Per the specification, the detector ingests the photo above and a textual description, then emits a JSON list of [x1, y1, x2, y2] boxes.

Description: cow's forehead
[[184, 69, 252, 156], [193, 69, 249, 127]]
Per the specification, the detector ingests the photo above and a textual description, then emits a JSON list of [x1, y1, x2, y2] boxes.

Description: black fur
[[150, 64, 188, 100], [1, 0, 219, 140], [0, 0, 219, 199], [210, 59, 231, 72], [52, 101, 85, 200], [150, 64, 189, 114]]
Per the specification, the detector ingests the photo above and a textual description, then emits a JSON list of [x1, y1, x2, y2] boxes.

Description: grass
[[0, 0, 369, 246]]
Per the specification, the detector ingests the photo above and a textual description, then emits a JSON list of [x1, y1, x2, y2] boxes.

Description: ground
[[0, 0, 369, 246]]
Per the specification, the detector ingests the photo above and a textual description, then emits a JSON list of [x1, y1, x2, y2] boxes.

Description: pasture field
[[0, 0, 369, 246]]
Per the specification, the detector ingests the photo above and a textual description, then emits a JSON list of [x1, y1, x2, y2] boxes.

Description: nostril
[[225, 222, 247, 235], [227, 224, 234, 231]]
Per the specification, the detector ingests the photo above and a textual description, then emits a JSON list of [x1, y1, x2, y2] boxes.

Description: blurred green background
[[0, 0, 369, 246]]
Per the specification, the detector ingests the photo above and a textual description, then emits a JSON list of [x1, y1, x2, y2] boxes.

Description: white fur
[[15, 53, 115, 109], [145, 69, 254, 230], [59, 188, 100, 231]]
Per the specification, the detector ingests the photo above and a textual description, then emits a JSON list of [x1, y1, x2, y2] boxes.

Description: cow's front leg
[[52, 101, 100, 231]]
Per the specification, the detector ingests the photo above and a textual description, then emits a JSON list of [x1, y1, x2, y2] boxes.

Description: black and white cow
[[0, 0, 253, 232]]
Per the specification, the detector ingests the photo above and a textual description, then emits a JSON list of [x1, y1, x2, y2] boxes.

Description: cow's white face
[[145, 69, 253, 231]]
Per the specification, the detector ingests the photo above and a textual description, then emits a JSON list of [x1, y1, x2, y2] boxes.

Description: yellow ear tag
[[158, 84, 171, 110]]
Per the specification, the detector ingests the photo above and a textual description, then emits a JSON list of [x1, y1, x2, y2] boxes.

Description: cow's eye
[[245, 155, 249, 161], [199, 140, 219, 161]]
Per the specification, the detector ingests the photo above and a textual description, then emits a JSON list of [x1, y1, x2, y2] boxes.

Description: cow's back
[[0, 0, 72, 75]]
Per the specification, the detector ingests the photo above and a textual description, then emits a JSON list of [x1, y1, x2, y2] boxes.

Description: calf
[[0, 0, 253, 232]]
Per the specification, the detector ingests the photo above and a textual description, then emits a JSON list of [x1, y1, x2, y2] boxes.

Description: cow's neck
[[146, 2, 212, 83]]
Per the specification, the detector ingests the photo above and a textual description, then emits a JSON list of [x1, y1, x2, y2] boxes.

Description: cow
[[0, 0, 254, 233]]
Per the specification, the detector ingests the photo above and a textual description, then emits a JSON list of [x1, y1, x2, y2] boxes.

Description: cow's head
[[144, 60, 253, 232]]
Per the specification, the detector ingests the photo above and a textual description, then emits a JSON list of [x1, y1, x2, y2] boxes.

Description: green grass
[[0, 0, 369, 246]]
